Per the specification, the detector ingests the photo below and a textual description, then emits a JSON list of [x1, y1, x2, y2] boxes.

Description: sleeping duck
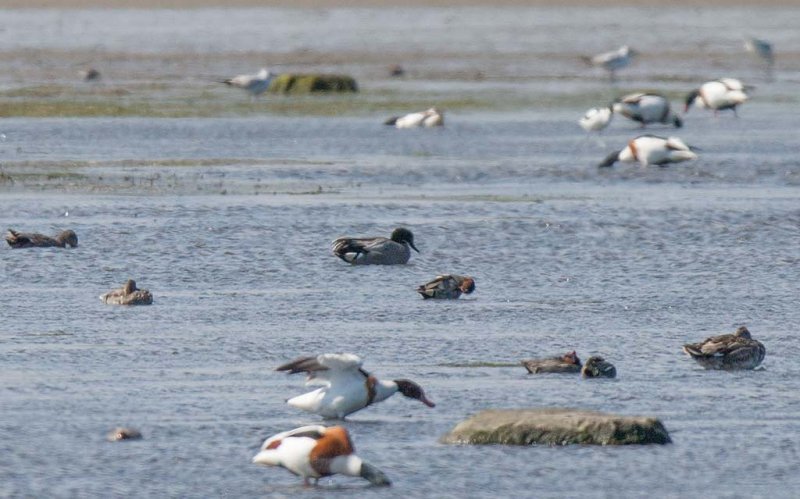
[[581, 356, 617, 378], [5, 229, 78, 248], [521, 351, 582, 374], [683, 326, 765, 370], [100, 279, 153, 306], [417, 274, 475, 299]]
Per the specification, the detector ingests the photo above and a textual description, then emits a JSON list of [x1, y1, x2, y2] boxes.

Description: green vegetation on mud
[[0, 81, 498, 118]]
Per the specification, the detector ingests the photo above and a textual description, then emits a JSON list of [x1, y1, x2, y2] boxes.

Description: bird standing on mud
[[222, 68, 274, 98], [582, 45, 638, 81]]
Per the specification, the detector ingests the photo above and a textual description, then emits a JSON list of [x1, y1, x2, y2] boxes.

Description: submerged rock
[[441, 408, 671, 446], [269, 73, 358, 94]]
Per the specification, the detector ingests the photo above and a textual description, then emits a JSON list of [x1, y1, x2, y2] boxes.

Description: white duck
[[223, 68, 274, 97], [384, 107, 444, 128], [684, 78, 750, 116], [578, 106, 613, 133], [598, 135, 697, 168], [276, 353, 435, 419], [253, 425, 391, 486], [612, 93, 682, 128]]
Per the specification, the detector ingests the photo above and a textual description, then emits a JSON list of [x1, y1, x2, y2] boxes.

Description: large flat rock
[[441, 408, 671, 446]]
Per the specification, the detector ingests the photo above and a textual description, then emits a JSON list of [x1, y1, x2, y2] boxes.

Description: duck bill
[[409, 242, 420, 253], [360, 461, 392, 487]]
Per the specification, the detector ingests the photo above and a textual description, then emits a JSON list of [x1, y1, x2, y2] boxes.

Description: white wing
[[260, 425, 327, 451]]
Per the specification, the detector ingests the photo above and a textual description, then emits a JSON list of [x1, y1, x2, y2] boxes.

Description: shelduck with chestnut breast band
[[598, 135, 697, 168], [253, 425, 391, 486], [276, 353, 435, 419]]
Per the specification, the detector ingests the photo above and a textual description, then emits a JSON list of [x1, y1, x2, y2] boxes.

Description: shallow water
[[2, 5, 800, 499]]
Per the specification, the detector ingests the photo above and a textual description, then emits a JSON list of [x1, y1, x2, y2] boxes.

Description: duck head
[[390, 227, 419, 253], [562, 351, 581, 366], [598, 149, 621, 168], [683, 90, 700, 113], [394, 379, 435, 407], [734, 326, 751, 339], [459, 277, 476, 294], [123, 279, 137, 294], [58, 230, 79, 247]]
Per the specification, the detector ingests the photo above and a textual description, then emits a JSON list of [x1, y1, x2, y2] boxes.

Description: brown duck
[[5, 229, 78, 248], [417, 274, 475, 299], [521, 351, 582, 374], [100, 280, 153, 306], [683, 326, 765, 370]]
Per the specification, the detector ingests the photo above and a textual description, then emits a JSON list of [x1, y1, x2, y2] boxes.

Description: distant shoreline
[[1, 0, 796, 8]]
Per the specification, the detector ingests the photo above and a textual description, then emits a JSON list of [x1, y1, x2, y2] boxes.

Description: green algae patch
[[441, 408, 672, 446], [269, 73, 358, 94]]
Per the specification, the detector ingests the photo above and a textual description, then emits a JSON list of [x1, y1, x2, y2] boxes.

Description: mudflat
[[1, 0, 796, 7]]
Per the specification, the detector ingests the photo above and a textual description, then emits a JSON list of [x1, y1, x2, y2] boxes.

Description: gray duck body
[[331, 227, 419, 265]]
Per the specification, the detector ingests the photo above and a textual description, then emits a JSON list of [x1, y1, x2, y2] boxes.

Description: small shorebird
[[583, 45, 638, 81], [521, 351, 582, 374], [253, 425, 391, 486], [684, 78, 750, 116], [276, 353, 435, 419], [612, 93, 682, 128], [598, 135, 697, 168], [78, 68, 101, 82], [578, 106, 613, 133], [332, 227, 419, 265], [5, 229, 78, 248], [222, 68, 274, 97], [581, 356, 616, 378], [100, 279, 153, 306], [683, 326, 765, 370], [417, 274, 475, 299], [384, 107, 444, 128], [744, 37, 774, 66]]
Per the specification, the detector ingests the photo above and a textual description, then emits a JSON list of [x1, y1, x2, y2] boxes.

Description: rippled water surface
[[2, 5, 800, 499]]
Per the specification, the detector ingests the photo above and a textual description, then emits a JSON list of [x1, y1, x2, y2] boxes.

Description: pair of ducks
[[333, 227, 476, 299], [5, 230, 152, 306], [522, 351, 616, 378], [254, 353, 435, 486]]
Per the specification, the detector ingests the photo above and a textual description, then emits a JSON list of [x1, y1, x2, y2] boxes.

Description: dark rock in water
[[269, 73, 358, 94], [440, 408, 671, 446], [107, 427, 142, 442]]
